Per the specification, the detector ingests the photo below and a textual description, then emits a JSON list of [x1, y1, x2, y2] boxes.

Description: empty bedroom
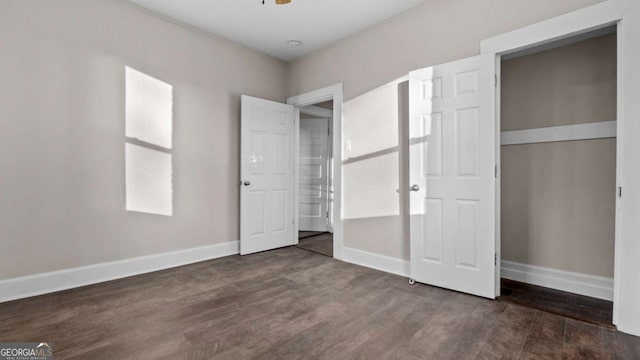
[[1, 0, 640, 358]]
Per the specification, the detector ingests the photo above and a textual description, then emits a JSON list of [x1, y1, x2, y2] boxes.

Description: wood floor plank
[[600, 327, 640, 360], [520, 311, 567, 360], [474, 303, 537, 359], [562, 319, 605, 359], [500, 278, 613, 327]]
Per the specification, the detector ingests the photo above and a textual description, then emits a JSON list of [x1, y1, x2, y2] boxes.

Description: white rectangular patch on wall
[[125, 67, 173, 149], [125, 67, 173, 216], [125, 143, 173, 216]]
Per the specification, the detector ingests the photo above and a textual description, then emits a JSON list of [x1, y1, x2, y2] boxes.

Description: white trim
[[481, 0, 628, 329], [501, 260, 614, 301], [293, 107, 301, 244], [613, 18, 624, 331], [287, 84, 344, 260], [0, 241, 239, 303], [480, 0, 623, 55], [495, 58, 502, 298], [343, 247, 410, 277], [287, 84, 343, 106], [300, 105, 333, 118], [501, 25, 617, 61], [501, 121, 616, 146]]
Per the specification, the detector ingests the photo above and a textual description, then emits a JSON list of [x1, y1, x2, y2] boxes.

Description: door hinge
[[618, 186, 623, 199], [495, 165, 498, 178], [495, 253, 498, 266], [494, 74, 498, 87]]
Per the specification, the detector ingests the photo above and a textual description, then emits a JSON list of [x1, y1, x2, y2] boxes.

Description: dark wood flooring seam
[[517, 310, 538, 359]]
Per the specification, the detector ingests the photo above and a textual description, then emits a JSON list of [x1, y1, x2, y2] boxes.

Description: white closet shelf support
[[501, 120, 616, 146]]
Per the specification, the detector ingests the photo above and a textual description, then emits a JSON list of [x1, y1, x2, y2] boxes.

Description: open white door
[[409, 54, 496, 298], [298, 117, 330, 232], [241, 95, 296, 255]]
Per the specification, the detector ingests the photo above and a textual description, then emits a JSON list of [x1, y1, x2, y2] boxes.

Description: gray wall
[[0, 0, 612, 280], [501, 34, 617, 277], [0, 0, 287, 279], [342, 78, 409, 259], [287, 0, 604, 101], [287, 0, 605, 260]]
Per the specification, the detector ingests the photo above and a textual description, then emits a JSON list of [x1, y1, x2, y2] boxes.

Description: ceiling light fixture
[[287, 40, 303, 47], [262, 0, 292, 4]]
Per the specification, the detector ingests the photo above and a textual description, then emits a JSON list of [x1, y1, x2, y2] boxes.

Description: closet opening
[[497, 26, 618, 327]]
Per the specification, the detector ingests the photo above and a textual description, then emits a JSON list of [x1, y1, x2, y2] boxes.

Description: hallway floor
[[297, 231, 333, 257]]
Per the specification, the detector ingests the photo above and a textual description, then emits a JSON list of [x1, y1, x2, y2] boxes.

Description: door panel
[[409, 54, 496, 298], [241, 95, 295, 255], [298, 117, 330, 231]]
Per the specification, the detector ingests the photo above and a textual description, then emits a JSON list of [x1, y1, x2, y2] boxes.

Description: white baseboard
[[0, 241, 240, 303], [342, 247, 410, 277], [501, 260, 614, 301]]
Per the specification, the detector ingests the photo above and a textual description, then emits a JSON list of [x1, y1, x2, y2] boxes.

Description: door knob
[[243, 181, 251, 186], [410, 184, 421, 192]]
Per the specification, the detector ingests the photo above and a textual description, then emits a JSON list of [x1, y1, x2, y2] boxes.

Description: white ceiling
[[127, 0, 425, 61]]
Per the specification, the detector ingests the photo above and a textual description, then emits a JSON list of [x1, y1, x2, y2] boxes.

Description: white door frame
[[287, 84, 344, 260], [300, 105, 333, 118], [480, 0, 625, 326]]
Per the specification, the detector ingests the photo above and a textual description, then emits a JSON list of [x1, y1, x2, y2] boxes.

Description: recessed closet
[[499, 28, 618, 326]]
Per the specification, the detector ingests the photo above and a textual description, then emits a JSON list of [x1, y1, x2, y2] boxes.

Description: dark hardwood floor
[[500, 278, 614, 327], [299, 231, 326, 240], [297, 232, 333, 257], [1, 247, 639, 359]]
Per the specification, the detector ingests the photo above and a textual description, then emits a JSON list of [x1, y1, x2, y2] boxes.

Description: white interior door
[[298, 117, 330, 232], [241, 95, 296, 255], [409, 54, 496, 298]]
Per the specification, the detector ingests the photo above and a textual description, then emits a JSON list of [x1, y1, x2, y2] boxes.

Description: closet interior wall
[[500, 32, 617, 279]]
